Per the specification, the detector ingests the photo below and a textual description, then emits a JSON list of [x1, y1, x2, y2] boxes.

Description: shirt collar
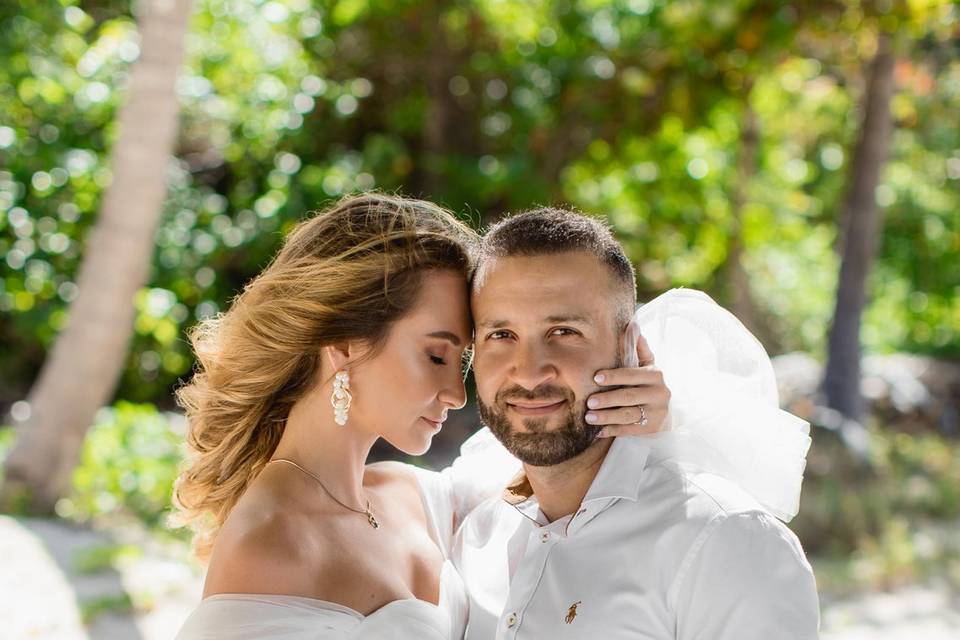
[[501, 436, 654, 522], [581, 435, 653, 504]]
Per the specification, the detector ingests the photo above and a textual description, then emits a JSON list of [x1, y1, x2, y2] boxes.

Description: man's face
[[471, 252, 622, 466]]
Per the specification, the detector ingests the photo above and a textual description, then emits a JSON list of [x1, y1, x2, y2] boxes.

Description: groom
[[458, 208, 820, 639]]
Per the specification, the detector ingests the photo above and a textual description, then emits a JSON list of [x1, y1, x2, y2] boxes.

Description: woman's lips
[[421, 417, 443, 430], [507, 400, 565, 416]]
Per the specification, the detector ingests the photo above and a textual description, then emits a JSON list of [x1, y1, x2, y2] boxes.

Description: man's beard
[[478, 383, 601, 467]]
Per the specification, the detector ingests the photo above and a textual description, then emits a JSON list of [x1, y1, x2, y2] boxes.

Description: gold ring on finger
[[635, 405, 648, 426]]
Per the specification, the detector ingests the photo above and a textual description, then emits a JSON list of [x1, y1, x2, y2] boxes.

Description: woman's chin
[[412, 435, 437, 457], [389, 433, 435, 457], [380, 418, 444, 456]]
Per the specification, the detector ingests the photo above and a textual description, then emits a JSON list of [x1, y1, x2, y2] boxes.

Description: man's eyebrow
[[426, 330, 464, 346], [544, 313, 592, 324], [474, 318, 506, 329], [475, 314, 591, 329]]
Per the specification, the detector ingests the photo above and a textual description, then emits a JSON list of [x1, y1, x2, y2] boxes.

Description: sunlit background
[[1, 0, 958, 637]]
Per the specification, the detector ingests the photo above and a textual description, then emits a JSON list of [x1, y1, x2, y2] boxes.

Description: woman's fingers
[[635, 333, 656, 367], [587, 386, 663, 411], [593, 365, 664, 388], [588, 358, 672, 437], [586, 404, 652, 426], [596, 420, 663, 438]]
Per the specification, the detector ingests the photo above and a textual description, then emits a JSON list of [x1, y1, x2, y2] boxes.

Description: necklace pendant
[[367, 511, 380, 529]]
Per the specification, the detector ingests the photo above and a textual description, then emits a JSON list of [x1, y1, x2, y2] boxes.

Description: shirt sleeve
[[406, 429, 521, 555], [671, 511, 820, 640], [428, 428, 522, 534]]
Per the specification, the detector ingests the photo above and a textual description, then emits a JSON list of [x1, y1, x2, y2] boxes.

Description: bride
[[173, 193, 668, 639]]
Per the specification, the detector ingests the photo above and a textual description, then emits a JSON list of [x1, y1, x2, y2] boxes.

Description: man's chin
[[501, 428, 602, 467], [506, 414, 562, 435], [479, 397, 600, 466]]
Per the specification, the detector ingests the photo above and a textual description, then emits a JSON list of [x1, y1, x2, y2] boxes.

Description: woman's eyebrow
[[426, 330, 464, 346]]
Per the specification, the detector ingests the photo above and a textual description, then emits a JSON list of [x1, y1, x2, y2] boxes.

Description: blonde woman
[[173, 194, 667, 639]]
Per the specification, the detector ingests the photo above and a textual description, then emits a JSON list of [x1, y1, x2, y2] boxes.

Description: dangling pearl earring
[[331, 370, 352, 426]]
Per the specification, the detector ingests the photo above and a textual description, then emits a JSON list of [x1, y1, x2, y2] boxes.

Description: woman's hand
[[586, 334, 671, 438]]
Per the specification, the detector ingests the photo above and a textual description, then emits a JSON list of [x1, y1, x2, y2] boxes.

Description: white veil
[[450, 287, 811, 524], [621, 288, 811, 522]]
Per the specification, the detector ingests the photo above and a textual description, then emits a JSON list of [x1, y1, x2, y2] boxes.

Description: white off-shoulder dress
[[174, 461, 514, 640], [175, 287, 813, 639]]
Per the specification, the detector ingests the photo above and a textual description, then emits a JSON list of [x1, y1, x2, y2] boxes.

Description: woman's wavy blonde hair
[[171, 193, 478, 561]]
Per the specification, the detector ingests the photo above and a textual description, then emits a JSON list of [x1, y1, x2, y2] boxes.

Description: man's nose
[[509, 342, 557, 390]]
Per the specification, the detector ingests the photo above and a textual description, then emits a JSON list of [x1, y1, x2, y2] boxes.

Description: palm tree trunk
[[724, 79, 771, 347], [1, 0, 194, 512], [822, 32, 896, 422]]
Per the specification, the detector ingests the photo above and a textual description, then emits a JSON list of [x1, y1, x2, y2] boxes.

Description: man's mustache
[[497, 385, 575, 404]]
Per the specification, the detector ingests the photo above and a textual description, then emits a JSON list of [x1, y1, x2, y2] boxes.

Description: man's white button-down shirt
[[453, 436, 820, 639]]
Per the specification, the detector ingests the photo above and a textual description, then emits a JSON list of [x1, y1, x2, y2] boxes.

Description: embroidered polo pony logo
[[565, 600, 582, 624]]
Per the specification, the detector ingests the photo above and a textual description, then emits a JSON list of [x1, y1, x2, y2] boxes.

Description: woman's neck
[[270, 383, 378, 507]]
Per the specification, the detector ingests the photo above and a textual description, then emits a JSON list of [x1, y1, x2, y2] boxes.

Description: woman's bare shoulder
[[201, 475, 406, 613], [202, 495, 326, 598]]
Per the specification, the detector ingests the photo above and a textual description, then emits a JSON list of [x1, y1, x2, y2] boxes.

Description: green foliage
[[79, 593, 135, 625], [793, 426, 960, 591], [72, 542, 143, 574], [0, 425, 13, 463], [2, 1, 958, 411], [56, 402, 185, 532]]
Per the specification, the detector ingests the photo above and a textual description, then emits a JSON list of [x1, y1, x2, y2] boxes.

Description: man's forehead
[[474, 252, 608, 289], [472, 253, 612, 326]]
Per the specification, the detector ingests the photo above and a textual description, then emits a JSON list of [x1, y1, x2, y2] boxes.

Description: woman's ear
[[322, 342, 351, 374], [321, 340, 370, 374]]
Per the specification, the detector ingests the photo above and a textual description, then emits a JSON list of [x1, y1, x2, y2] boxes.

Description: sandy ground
[[2, 515, 958, 639]]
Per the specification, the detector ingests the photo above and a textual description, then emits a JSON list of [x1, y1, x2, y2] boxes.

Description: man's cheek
[[471, 357, 498, 393]]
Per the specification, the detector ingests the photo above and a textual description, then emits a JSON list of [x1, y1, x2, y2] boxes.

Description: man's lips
[[506, 400, 566, 416]]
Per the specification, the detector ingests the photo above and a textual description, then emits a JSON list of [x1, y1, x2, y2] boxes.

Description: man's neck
[[523, 437, 614, 523]]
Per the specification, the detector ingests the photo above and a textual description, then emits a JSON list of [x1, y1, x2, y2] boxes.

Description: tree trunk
[[822, 32, 896, 422], [723, 79, 773, 348], [1, 0, 194, 512]]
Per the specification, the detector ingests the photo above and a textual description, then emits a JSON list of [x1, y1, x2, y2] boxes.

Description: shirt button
[[540, 531, 551, 542], [506, 612, 518, 628]]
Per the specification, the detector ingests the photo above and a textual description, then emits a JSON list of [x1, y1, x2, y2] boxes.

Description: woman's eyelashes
[[429, 354, 447, 365]]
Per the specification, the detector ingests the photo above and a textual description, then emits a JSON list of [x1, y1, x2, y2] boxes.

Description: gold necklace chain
[[266, 458, 380, 529]]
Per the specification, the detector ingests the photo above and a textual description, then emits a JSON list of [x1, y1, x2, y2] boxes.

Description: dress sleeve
[[671, 511, 821, 639], [624, 288, 812, 522]]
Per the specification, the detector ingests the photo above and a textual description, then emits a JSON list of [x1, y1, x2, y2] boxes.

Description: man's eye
[[430, 355, 447, 365], [551, 328, 578, 337], [487, 331, 511, 341]]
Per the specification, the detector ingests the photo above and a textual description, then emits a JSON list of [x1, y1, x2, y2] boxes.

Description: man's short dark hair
[[475, 207, 637, 328]]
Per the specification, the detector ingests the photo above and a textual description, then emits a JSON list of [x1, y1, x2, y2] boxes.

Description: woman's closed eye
[[430, 355, 447, 365]]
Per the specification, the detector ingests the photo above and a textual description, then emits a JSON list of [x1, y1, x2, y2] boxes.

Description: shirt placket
[[496, 497, 620, 639], [496, 503, 566, 640], [497, 521, 562, 640]]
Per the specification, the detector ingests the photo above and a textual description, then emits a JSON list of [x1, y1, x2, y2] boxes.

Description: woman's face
[[348, 270, 471, 455]]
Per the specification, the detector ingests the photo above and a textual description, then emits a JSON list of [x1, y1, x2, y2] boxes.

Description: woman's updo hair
[[171, 193, 477, 560]]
